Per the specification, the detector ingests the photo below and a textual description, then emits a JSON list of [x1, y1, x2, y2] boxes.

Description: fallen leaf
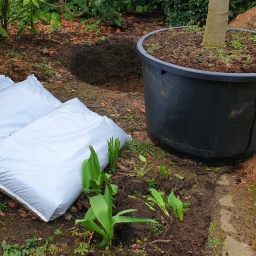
[[116, 158, 134, 172], [131, 244, 141, 249], [42, 49, 57, 56], [0, 209, 5, 217], [99, 102, 107, 107], [77, 194, 89, 211], [64, 213, 73, 221], [18, 208, 37, 220], [8, 200, 19, 208]]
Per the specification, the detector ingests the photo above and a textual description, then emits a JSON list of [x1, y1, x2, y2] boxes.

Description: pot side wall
[[140, 56, 256, 164]]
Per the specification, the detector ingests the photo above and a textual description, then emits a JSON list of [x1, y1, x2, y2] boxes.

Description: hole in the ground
[[65, 38, 144, 93]]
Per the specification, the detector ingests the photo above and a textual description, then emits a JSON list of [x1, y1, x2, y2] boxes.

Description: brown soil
[[229, 6, 256, 30], [0, 10, 256, 256]]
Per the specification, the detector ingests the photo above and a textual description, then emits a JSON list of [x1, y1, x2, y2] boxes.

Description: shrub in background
[[162, 0, 256, 26]]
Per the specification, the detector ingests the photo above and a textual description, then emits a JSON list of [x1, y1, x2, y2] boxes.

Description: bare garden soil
[[0, 10, 256, 256]]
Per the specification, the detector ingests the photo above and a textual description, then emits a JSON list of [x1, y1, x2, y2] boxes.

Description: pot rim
[[137, 26, 256, 82]]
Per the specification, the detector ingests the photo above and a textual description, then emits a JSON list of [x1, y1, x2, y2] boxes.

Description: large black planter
[[137, 28, 256, 164]]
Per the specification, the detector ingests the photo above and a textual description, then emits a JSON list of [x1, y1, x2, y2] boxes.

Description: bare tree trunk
[[202, 0, 230, 47], [3, 0, 9, 31]]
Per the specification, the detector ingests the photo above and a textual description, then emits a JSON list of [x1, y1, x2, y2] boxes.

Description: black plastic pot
[[137, 27, 256, 164]]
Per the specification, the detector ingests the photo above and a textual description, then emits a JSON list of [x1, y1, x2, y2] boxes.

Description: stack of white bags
[[0, 75, 131, 222]]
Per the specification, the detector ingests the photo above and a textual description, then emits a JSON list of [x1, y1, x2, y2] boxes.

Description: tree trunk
[[2, 0, 9, 31], [202, 0, 230, 47]]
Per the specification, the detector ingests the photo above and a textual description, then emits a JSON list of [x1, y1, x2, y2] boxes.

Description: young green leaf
[[138, 154, 147, 163], [90, 194, 112, 237], [88, 146, 101, 179], [76, 185, 157, 247], [174, 173, 184, 180], [112, 215, 157, 226], [168, 189, 184, 221], [159, 164, 169, 179], [82, 159, 90, 190], [82, 146, 111, 195], [108, 137, 120, 173], [149, 188, 169, 216]]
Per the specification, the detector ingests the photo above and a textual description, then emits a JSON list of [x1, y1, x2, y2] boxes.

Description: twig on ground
[[149, 239, 172, 244]]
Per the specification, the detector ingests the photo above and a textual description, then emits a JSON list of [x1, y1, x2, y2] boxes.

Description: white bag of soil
[[0, 98, 131, 221], [0, 75, 14, 90], [0, 75, 61, 141]]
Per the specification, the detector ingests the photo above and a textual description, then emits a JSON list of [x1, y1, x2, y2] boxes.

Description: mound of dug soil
[[229, 6, 256, 30], [63, 37, 143, 92]]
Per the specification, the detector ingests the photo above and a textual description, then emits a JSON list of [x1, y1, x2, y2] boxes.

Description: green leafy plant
[[183, 201, 192, 211], [149, 188, 169, 216], [146, 42, 161, 55], [0, 202, 7, 211], [6, 50, 19, 58], [149, 188, 184, 221], [0, 27, 8, 38], [147, 178, 157, 188], [37, 61, 54, 76], [74, 242, 90, 255], [174, 173, 185, 180], [2, 237, 37, 255], [162, 0, 256, 26], [64, 0, 129, 26], [44, 12, 61, 33], [82, 146, 115, 195], [54, 229, 62, 235], [125, 140, 156, 157], [127, 0, 162, 13], [134, 154, 151, 178], [205, 166, 221, 172], [167, 189, 184, 221], [1, 236, 56, 255], [250, 35, 256, 42], [9, 0, 43, 36], [76, 186, 157, 247], [207, 236, 223, 250], [159, 164, 170, 179], [108, 137, 120, 173], [84, 23, 100, 33]]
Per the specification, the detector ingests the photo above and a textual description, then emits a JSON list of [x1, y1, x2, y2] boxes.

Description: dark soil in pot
[[143, 27, 256, 73]]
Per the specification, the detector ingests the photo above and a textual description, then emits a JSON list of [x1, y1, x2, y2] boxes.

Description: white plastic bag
[[0, 75, 14, 90], [0, 98, 131, 221], [0, 75, 61, 140]]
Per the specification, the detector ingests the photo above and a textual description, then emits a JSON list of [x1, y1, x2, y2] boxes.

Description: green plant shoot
[[149, 188, 184, 221], [168, 189, 184, 221], [82, 146, 112, 195], [159, 164, 169, 179], [108, 137, 120, 173], [76, 186, 157, 247], [149, 188, 169, 216], [134, 154, 151, 178]]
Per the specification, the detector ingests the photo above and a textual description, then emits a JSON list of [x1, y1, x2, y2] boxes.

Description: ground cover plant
[[0, 8, 256, 256]]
